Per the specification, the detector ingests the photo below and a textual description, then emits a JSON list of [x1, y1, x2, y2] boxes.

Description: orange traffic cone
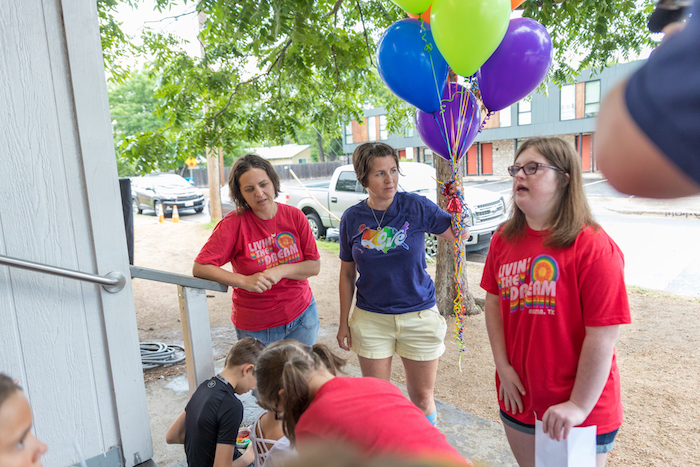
[[157, 204, 164, 224], [172, 205, 180, 223]]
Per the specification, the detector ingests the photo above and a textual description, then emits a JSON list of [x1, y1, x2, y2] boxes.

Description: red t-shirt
[[480, 225, 631, 434], [195, 203, 320, 331], [295, 377, 471, 466]]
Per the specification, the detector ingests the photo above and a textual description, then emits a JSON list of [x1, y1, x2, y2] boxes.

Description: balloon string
[[480, 110, 495, 131]]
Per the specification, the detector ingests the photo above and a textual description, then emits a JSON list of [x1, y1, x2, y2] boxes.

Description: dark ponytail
[[254, 340, 347, 445]]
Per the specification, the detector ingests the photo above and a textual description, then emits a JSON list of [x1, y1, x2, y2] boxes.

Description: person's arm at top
[[541, 325, 620, 441], [595, 80, 700, 198], [484, 292, 526, 415], [193, 262, 275, 293], [337, 260, 356, 351], [165, 411, 186, 444]]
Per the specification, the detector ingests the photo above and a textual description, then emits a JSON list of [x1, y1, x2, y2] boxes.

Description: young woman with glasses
[[481, 137, 631, 467]]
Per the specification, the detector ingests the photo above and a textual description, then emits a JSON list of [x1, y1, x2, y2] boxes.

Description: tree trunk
[[434, 157, 481, 317], [207, 146, 222, 223], [316, 130, 326, 162]]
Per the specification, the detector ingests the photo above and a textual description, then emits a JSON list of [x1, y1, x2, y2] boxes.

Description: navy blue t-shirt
[[339, 192, 452, 314], [626, 1, 700, 184], [184, 374, 243, 467]]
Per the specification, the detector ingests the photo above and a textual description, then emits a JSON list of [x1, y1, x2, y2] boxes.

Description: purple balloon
[[415, 83, 480, 162], [476, 18, 553, 112]]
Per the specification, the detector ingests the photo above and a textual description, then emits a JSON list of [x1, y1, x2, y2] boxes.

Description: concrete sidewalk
[[603, 194, 700, 219], [149, 361, 517, 467]]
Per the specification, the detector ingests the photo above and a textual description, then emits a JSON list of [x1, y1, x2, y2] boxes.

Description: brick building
[[342, 61, 644, 177]]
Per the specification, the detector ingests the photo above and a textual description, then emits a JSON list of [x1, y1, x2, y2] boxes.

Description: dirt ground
[[132, 214, 700, 467]]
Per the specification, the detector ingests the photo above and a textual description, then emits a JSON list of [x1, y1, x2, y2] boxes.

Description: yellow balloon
[[431, 0, 510, 77]]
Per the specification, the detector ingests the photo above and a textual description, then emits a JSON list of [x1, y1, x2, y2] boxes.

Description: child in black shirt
[[166, 337, 265, 467]]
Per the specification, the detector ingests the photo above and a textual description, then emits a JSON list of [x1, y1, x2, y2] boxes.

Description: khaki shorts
[[349, 305, 447, 361]]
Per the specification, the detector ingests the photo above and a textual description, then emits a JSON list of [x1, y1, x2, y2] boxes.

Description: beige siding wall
[[491, 139, 516, 176]]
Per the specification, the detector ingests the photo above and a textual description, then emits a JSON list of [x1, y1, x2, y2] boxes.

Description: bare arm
[[595, 80, 700, 198], [231, 445, 255, 467], [484, 292, 526, 415], [337, 260, 356, 351], [261, 259, 321, 284], [165, 411, 186, 444], [212, 443, 236, 467], [542, 325, 620, 441], [193, 262, 274, 293]]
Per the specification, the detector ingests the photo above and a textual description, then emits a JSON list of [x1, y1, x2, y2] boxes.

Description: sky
[[115, 0, 201, 64]]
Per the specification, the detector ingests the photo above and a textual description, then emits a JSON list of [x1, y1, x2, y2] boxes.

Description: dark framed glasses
[[507, 162, 564, 177]]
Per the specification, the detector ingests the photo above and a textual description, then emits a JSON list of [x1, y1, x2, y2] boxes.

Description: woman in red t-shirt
[[194, 154, 321, 345], [480, 137, 631, 467], [254, 340, 472, 467]]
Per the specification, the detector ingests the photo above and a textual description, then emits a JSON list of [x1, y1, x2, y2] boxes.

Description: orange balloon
[[511, 0, 525, 9], [407, 5, 431, 24]]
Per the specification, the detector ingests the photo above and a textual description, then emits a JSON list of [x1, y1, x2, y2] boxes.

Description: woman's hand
[[497, 365, 526, 415], [541, 400, 588, 441], [336, 322, 352, 351], [261, 267, 284, 285], [446, 179, 463, 197], [240, 272, 274, 293]]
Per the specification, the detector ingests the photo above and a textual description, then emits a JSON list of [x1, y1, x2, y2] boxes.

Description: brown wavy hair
[[352, 142, 400, 188], [254, 340, 347, 445], [228, 153, 281, 213], [500, 137, 598, 248]]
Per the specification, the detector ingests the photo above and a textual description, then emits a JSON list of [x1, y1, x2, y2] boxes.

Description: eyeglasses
[[507, 162, 564, 177]]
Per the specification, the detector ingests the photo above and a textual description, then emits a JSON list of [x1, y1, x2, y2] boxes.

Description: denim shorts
[[500, 409, 618, 454], [349, 305, 446, 361], [235, 297, 319, 346]]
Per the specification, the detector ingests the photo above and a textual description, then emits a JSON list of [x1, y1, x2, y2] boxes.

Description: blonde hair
[[254, 340, 346, 445], [501, 137, 598, 248]]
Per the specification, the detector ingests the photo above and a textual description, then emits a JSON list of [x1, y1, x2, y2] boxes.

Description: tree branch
[[331, 45, 340, 96], [208, 38, 293, 124], [355, 0, 374, 67], [326, 0, 344, 18]]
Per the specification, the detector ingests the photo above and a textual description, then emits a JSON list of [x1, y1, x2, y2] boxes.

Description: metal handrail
[[0, 254, 125, 293]]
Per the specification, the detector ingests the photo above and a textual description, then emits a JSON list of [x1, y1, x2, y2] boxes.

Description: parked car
[[132, 174, 205, 215], [279, 162, 507, 255]]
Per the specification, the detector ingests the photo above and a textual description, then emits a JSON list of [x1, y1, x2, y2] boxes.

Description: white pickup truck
[[279, 162, 508, 255]]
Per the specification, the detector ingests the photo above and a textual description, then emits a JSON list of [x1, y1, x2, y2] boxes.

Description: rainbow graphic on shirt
[[359, 222, 410, 254], [247, 231, 300, 268], [497, 255, 558, 315]]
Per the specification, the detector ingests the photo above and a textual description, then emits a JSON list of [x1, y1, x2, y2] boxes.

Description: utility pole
[[199, 10, 222, 222]]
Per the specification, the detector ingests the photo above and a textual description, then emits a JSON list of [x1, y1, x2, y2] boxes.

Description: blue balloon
[[376, 19, 449, 114]]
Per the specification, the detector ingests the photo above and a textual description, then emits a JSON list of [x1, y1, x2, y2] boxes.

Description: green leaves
[[101, 0, 655, 173]]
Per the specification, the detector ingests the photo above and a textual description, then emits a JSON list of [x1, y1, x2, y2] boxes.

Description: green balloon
[[391, 0, 432, 15], [431, 0, 510, 77]]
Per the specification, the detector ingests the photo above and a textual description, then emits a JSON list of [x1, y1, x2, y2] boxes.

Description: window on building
[[518, 99, 531, 125], [297, 158, 307, 164], [404, 125, 415, 138], [499, 105, 511, 127], [368, 116, 377, 142], [344, 123, 353, 145], [584, 80, 601, 118], [380, 115, 388, 140], [560, 84, 576, 121]]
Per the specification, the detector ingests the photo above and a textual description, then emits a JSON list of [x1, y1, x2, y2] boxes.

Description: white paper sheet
[[535, 419, 596, 467]]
